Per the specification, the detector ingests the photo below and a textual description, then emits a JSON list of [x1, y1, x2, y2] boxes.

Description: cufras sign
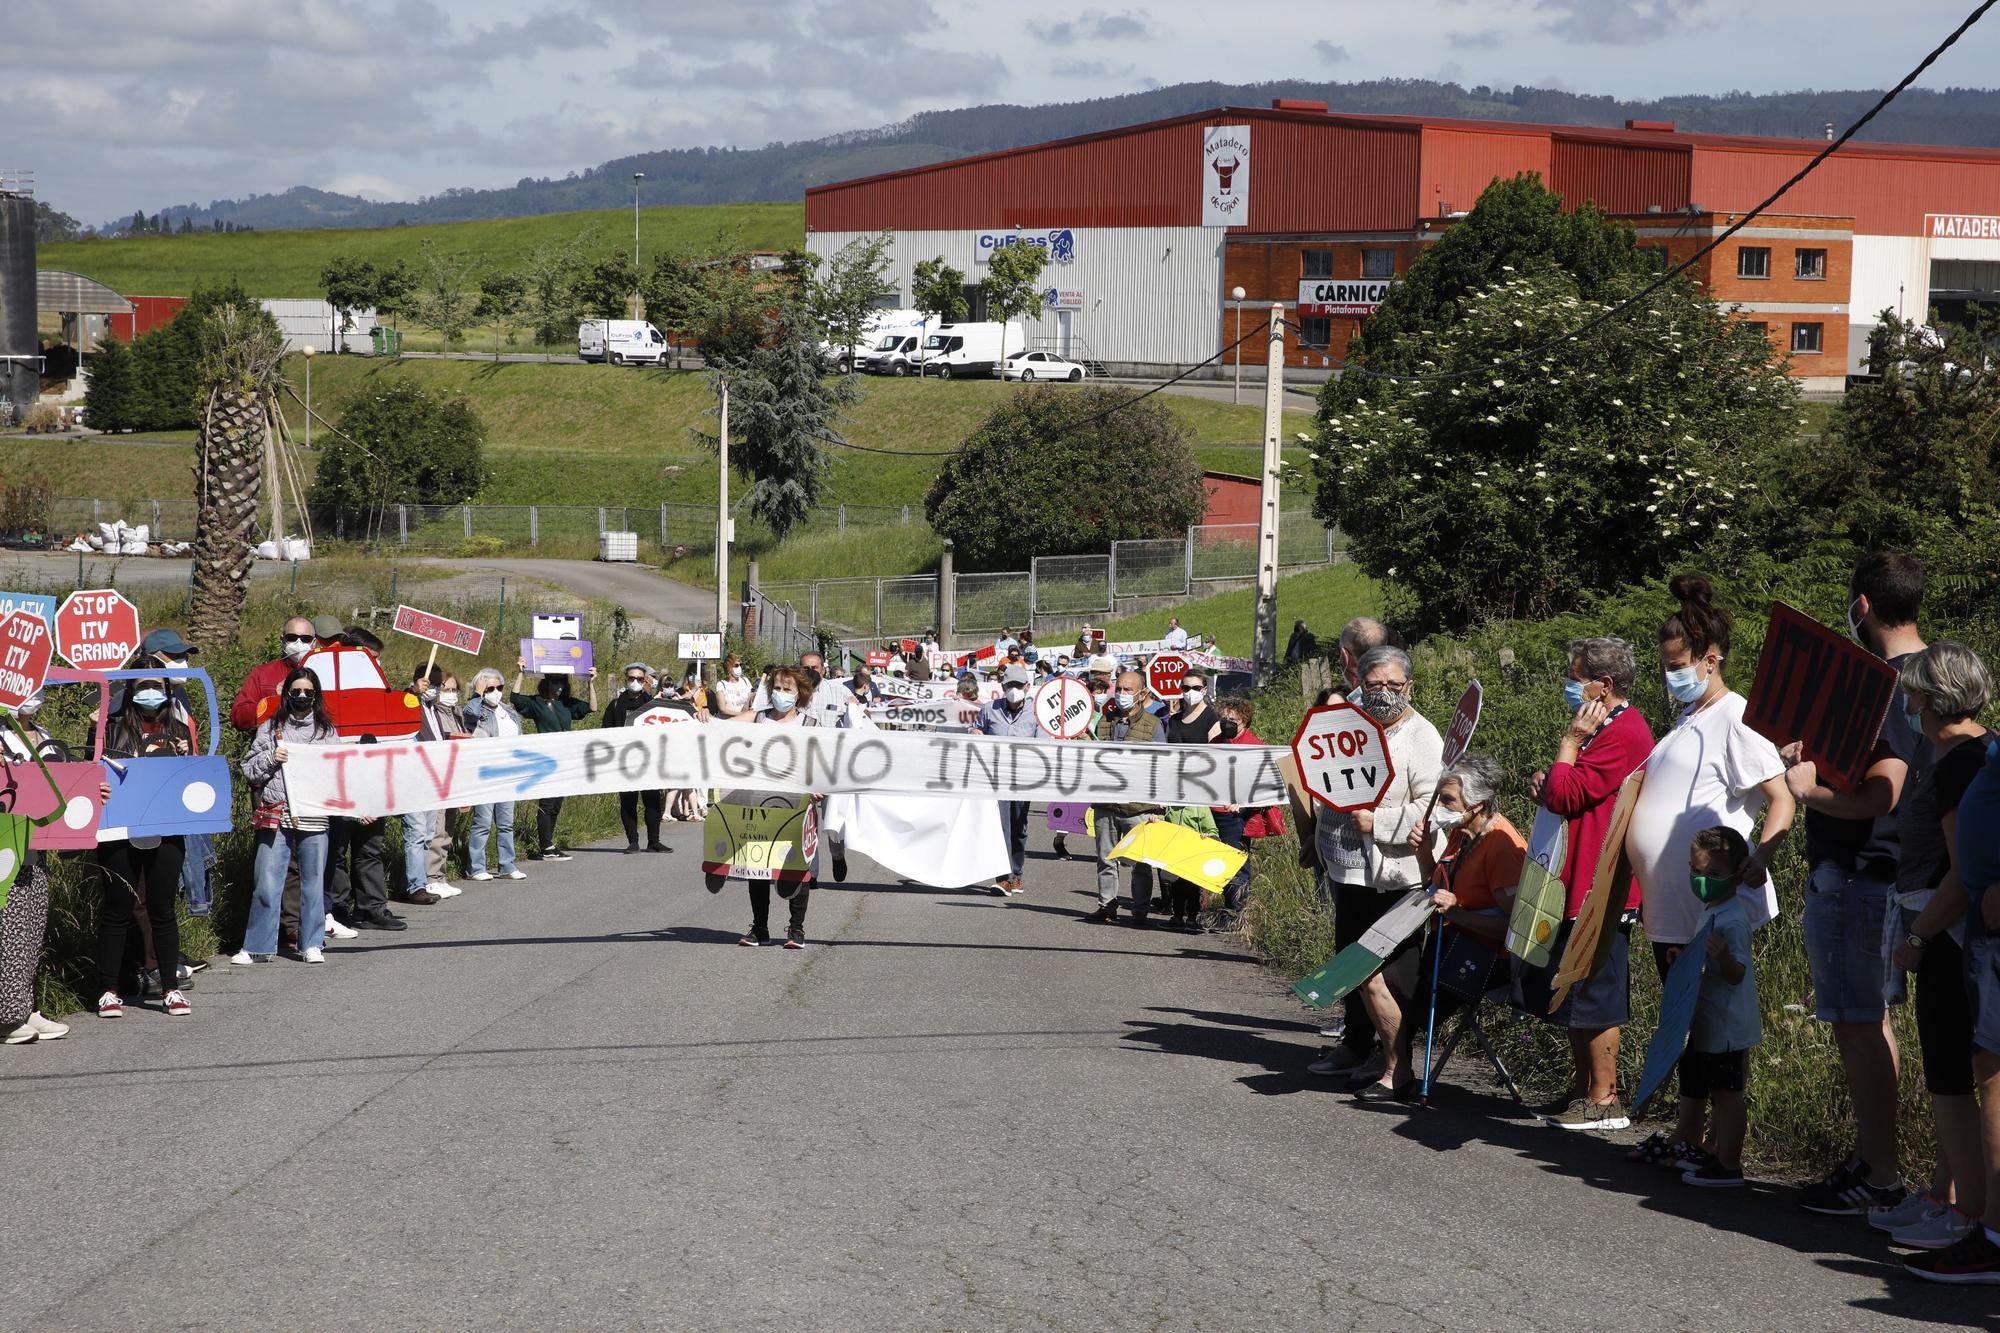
[[1202, 124, 1251, 228]]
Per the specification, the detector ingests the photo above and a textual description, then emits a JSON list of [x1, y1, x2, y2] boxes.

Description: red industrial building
[[806, 102, 2000, 391]]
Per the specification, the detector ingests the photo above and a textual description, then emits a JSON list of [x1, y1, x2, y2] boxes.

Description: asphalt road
[[0, 818, 1974, 1332]]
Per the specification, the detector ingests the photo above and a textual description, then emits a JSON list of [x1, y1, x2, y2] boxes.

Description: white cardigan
[[1315, 707, 1446, 892]]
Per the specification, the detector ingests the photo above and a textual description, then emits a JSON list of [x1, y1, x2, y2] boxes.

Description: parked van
[[915, 322, 1027, 379], [578, 320, 669, 366], [857, 324, 929, 376], [823, 308, 920, 373]]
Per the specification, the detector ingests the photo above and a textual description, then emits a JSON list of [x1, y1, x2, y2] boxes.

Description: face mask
[[1690, 873, 1738, 905], [1182, 687, 1204, 707], [132, 688, 168, 711], [1005, 685, 1026, 704], [159, 657, 187, 670], [15, 690, 41, 719], [420, 686, 438, 703], [287, 691, 316, 714], [1664, 662, 1708, 705], [1218, 719, 1241, 741], [1433, 807, 1466, 830], [1562, 678, 1588, 713], [482, 689, 504, 708], [283, 636, 313, 661], [625, 679, 646, 693], [1092, 688, 1110, 705], [439, 690, 459, 708], [730, 665, 744, 679], [1845, 596, 1867, 647], [1115, 691, 1135, 710], [770, 690, 797, 713], [1360, 688, 1405, 724]]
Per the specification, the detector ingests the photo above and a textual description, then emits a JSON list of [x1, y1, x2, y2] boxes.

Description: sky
[[11, 0, 2000, 224]]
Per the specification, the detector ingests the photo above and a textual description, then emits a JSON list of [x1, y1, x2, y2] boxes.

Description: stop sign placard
[[1148, 651, 1190, 701], [1290, 700, 1396, 813], [55, 589, 141, 670], [1033, 675, 1093, 739], [0, 610, 55, 713]]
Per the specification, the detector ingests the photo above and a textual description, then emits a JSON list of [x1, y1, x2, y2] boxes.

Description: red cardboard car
[[254, 644, 422, 739]]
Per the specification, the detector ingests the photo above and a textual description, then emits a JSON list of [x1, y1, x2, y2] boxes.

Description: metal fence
[[1031, 554, 1112, 615]]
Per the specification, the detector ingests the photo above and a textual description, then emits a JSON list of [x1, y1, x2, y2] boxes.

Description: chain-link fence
[[953, 572, 1032, 634], [1032, 554, 1112, 614], [878, 575, 940, 637], [1110, 538, 1188, 598]]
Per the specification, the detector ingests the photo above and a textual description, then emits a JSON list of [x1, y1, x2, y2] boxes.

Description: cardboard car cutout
[[270, 644, 423, 739], [84, 667, 236, 843], [5, 673, 110, 850]]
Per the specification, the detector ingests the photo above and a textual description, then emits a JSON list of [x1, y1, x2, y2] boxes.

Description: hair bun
[[1669, 573, 1714, 608]]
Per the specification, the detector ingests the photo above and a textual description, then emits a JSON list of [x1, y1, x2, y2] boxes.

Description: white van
[[823, 308, 920, 373], [578, 320, 669, 366], [857, 324, 929, 376], [915, 322, 1027, 379]]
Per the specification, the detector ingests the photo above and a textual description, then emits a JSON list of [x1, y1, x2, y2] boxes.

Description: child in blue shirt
[[1677, 825, 1760, 1189]]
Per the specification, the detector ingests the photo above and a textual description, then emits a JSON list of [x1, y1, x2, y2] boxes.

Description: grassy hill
[[37, 203, 804, 298]]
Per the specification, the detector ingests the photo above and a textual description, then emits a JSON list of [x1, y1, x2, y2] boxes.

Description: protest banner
[[54, 589, 140, 670], [1101, 639, 1165, 658], [1183, 649, 1253, 674], [871, 701, 957, 730], [701, 795, 816, 884], [1290, 700, 1394, 813], [523, 638, 594, 676], [393, 604, 485, 672], [1743, 601, 1897, 793], [865, 649, 891, 669], [283, 722, 1290, 819], [822, 791, 1010, 888]]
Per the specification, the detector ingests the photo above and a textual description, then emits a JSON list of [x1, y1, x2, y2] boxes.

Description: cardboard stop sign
[[1148, 652, 1190, 700], [1290, 700, 1394, 812], [54, 589, 141, 670], [1033, 675, 1093, 739], [1442, 680, 1483, 768], [0, 609, 55, 713]]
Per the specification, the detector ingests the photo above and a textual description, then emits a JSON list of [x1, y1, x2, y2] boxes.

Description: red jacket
[[1539, 704, 1652, 918], [230, 656, 293, 732], [1224, 726, 1287, 838]]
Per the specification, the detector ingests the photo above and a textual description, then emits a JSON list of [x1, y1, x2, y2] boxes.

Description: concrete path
[[0, 820, 1974, 1332]]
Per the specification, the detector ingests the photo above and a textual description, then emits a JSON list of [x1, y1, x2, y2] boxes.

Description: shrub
[[307, 380, 489, 539], [82, 335, 140, 432], [0, 472, 53, 539], [925, 385, 1208, 569], [20, 403, 62, 433]]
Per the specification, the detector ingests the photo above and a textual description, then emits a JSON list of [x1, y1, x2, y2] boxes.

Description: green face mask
[[1690, 873, 1738, 906]]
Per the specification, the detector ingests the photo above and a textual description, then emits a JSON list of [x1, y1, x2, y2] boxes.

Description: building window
[[1743, 321, 1768, 336], [1791, 322, 1823, 354], [1361, 248, 1395, 279], [1737, 247, 1770, 279], [1298, 316, 1333, 349], [1795, 248, 1827, 280], [1639, 246, 1670, 272], [1301, 250, 1334, 278]]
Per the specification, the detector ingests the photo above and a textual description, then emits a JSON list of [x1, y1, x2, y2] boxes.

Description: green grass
[[1101, 561, 1380, 657], [38, 203, 805, 298]]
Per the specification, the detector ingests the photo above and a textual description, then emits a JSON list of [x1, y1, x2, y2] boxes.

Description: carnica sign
[[1441, 680, 1483, 767], [54, 589, 141, 669], [392, 604, 484, 654], [0, 610, 55, 712], [1744, 601, 1898, 793], [1033, 675, 1093, 739], [1148, 652, 1191, 700], [1290, 700, 1395, 813]]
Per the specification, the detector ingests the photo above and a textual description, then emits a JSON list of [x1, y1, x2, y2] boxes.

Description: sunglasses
[[287, 690, 318, 701], [283, 634, 315, 644]]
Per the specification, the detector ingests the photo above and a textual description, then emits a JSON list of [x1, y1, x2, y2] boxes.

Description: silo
[[0, 191, 36, 418]]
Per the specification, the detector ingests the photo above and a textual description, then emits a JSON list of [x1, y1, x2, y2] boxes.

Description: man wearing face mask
[[1085, 670, 1164, 925], [231, 616, 318, 732], [977, 664, 1039, 895], [1161, 666, 1225, 928], [603, 663, 671, 853]]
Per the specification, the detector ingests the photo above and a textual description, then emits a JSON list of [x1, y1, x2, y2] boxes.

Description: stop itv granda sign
[[54, 589, 141, 670], [1290, 700, 1395, 813], [0, 610, 54, 713]]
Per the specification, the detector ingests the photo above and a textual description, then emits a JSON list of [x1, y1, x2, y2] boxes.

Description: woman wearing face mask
[[1307, 645, 1445, 1083], [1354, 754, 1526, 1101], [713, 655, 754, 720], [237, 667, 340, 965], [739, 667, 821, 948], [1160, 668, 1225, 928], [1627, 577, 1794, 986], [1209, 696, 1279, 926], [460, 668, 529, 883], [2, 693, 77, 1042], [399, 669, 469, 903]]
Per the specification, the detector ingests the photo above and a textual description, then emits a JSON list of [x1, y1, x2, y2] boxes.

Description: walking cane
[[1420, 910, 1445, 1105]]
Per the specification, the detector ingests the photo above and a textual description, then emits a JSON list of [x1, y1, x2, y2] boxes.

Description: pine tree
[[83, 336, 137, 432], [706, 301, 856, 540]]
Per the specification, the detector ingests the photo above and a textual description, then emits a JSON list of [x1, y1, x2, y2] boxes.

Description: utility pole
[[632, 172, 645, 320], [1230, 286, 1245, 405], [1252, 303, 1284, 683], [715, 379, 731, 636]]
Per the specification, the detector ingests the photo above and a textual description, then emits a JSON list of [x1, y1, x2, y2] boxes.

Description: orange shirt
[[1431, 813, 1528, 911]]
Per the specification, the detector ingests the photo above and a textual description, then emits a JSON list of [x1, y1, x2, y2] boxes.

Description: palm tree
[[188, 305, 286, 650]]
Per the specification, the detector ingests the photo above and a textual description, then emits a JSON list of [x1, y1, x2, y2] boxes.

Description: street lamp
[[632, 172, 645, 320], [300, 344, 314, 452], [1230, 286, 1246, 405]]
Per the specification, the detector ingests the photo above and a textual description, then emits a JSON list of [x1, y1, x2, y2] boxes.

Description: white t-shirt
[[1629, 690, 1785, 945], [715, 676, 754, 716]]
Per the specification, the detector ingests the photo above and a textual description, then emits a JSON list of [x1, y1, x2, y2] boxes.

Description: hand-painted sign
[[0, 592, 57, 629], [524, 638, 594, 676], [1743, 601, 1897, 793], [54, 589, 140, 669], [392, 605, 484, 655], [702, 796, 816, 884], [678, 633, 722, 660], [1033, 675, 1092, 739], [1290, 700, 1394, 813], [0, 610, 54, 713]]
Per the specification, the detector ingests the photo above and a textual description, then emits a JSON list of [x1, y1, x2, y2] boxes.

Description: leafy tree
[[641, 248, 704, 366], [703, 302, 857, 540], [476, 271, 526, 359], [189, 305, 287, 649], [320, 255, 387, 352], [687, 255, 771, 369], [82, 335, 139, 432], [516, 233, 587, 359], [406, 239, 483, 347], [807, 231, 894, 372], [912, 257, 968, 325], [307, 380, 490, 539], [115, 279, 267, 431], [1308, 261, 1798, 633], [374, 260, 414, 322], [980, 241, 1049, 374], [32, 201, 82, 243], [575, 248, 639, 320], [926, 386, 1208, 569]]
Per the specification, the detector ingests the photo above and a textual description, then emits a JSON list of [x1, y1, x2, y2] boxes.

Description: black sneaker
[[1683, 1162, 1746, 1189], [180, 954, 210, 977], [646, 842, 671, 853], [783, 932, 806, 951], [1084, 904, 1118, 924], [831, 853, 848, 883], [1676, 1145, 1720, 1176], [1906, 1227, 2000, 1284], [1799, 1157, 1903, 1216], [738, 931, 769, 948], [624, 842, 641, 855], [1624, 1132, 1673, 1166], [544, 850, 573, 863]]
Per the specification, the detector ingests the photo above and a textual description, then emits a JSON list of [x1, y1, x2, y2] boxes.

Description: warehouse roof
[[36, 269, 132, 316]]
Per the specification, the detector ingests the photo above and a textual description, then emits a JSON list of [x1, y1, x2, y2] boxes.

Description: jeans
[[247, 828, 328, 957], [1802, 860, 1897, 1022], [402, 808, 436, 892], [1093, 810, 1156, 912], [1212, 809, 1251, 913], [1000, 800, 1029, 879], [179, 831, 214, 916], [468, 802, 516, 876]]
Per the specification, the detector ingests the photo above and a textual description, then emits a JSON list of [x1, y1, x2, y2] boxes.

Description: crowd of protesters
[[3, 554, 1997, 1284]]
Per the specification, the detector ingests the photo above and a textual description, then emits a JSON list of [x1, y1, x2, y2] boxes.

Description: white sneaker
[[431, 883, 463, 898], [301, 947, 326, 964], [26, 1011, 68, 1040], [3, 1019, 37, 1045], [1893, 1202, 1977, 1250], [229, 950, 257, 966], [504, 870, 527, 880], [469, 871, 494, 882], [1870, 1191, 1938, 1233], [325, 914, 358, 940]]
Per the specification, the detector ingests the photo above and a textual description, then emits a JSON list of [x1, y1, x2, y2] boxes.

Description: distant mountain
[[108, 78, 2000, 233]]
